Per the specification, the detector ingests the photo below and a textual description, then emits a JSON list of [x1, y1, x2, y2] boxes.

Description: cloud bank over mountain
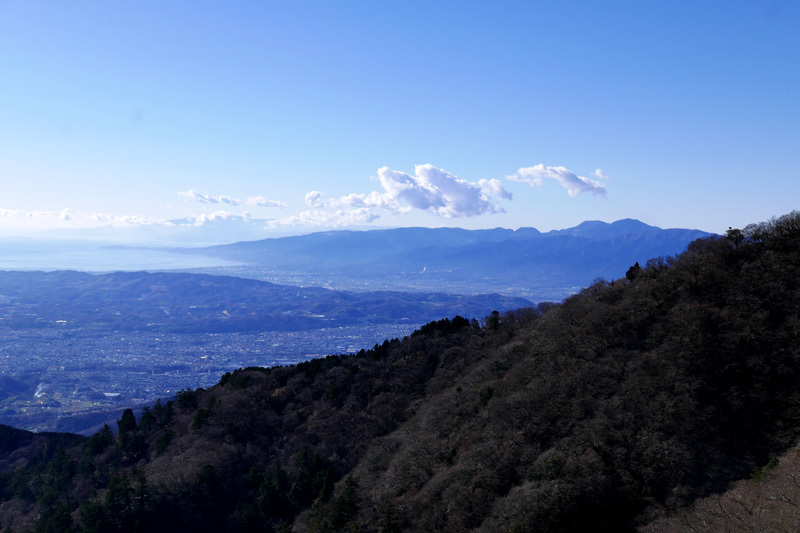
[[277, 164, 515, 227], [1, 163, 609, 236], [279, 163, 605, 227], [334, 164, 511, 218]]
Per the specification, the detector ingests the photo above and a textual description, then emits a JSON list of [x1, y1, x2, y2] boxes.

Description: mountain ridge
[[0, 212, 797, 532], [172, 219, 713, 299]]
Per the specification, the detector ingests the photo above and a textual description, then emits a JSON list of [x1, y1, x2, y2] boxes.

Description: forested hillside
[[2, 212, 799, 532]]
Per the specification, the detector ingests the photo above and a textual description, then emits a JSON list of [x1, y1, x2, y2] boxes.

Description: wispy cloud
[[178, 190, 237, 204], [181, 210, 255, 226], [244, 196, 285, 208], [321, 164, 511, 219], [0, 208, 155, 226], [178, 190, 285, 208], [269, 208, 379, 228], [508, 165, 607, 197]]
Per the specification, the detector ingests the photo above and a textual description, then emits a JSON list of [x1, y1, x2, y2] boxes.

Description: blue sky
[[1, 1, 798, 238]]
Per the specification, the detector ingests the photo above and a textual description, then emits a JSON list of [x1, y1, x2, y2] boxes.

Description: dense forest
[[2, 211, 800, 532]]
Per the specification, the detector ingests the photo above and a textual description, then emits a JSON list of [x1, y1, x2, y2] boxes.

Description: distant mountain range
[[173, 219, 714, 299]]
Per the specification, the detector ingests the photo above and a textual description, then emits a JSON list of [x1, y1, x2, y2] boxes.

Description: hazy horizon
[[0, 215, 718, 250], [2, 2, 798, 239]]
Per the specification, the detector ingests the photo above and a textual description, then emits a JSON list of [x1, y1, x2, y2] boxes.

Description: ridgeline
[[2, 212, 800, 532]]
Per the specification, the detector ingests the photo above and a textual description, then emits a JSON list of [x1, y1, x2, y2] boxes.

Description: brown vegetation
[[643, 444, 800, 532]]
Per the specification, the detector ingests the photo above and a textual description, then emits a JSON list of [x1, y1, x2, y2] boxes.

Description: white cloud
[[275, 165, 511, 228], [179, 190, 224, 204], [305, 191, 325, 208], [244, 196, 286, 208], [478, 178, 513, 200], [592, 169, 610, 179], [333, 164, 511, 218], [178, 190, 284, 208], [0, 208, 157, 227], [188, 210, 254, 226], [508, 164, 607, 197], [269, 208, 379, 228]]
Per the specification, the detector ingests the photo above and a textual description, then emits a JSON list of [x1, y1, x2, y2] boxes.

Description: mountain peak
[[546, 218, 655, 239]]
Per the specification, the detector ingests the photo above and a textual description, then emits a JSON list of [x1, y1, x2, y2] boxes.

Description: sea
[[0, 239, 239, 272]]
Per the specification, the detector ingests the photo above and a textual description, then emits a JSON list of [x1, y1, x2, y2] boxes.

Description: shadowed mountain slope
[[1, 212, 799, 532]]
